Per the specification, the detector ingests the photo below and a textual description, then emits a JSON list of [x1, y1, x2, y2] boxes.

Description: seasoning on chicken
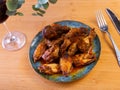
[[79, 27, 89, 37], [42, 45, 59, 63], [73, 47, 96, 67], [33, 41, 47, 62], [77, 28, 96, 53], [65, 27, 89, 40], [60, 38, 71, 55], [77, 38, 90, 53], [44, 36, 64, 47], [83, 28, 96, 46], [68, 42, 78, 56], [38, 63, 60, 75], [60, 55, 73, 76], [89, 28, 96, 41], [42, 24, 70, 40]]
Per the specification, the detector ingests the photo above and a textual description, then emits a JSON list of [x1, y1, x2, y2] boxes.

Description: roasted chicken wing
[[38, 63, 60, 75], [60, 38, 71, 55], [65, 27, 89, 40], [44, 36, 64, 47], [42, 45, 59, 63], [60, 55, 73, 76], [42, 24, 70, 40], [68, 42, 78, 56], [77, 38, 90, 53], [73, 47, 96, 67], [83, 28, 96, 46], [33, 41, 47, 62], [77, 28, 96, 53]]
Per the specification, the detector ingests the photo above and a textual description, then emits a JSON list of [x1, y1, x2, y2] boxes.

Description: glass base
[[2, 31, 26, 51]]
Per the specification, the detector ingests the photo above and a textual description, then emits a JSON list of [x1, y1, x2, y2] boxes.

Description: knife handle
[[106, 32, 120, 66]]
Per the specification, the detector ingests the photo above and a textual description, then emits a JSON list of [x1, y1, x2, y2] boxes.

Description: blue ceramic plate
[[29, 20, 101, 82]]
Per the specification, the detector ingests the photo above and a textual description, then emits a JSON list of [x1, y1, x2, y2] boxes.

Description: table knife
[[106, 8, 120, 34]]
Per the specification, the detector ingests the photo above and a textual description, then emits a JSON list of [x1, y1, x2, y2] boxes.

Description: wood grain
[[0, 0, 120, 90]]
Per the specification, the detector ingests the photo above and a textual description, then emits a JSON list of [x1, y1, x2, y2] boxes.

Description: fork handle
[[106, 32, 120, 65]]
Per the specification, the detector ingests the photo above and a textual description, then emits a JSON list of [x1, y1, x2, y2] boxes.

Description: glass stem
[[3, 22, 12, 36]]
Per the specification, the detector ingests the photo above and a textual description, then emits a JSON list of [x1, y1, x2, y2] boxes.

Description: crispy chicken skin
[[38, 63, 60, 75], [77, 38, 90, 53], [33, 41, 47, 62], [44, 36, 64, 47], [73, 47, 96, 67], [78, 28, 96, 53], [42, 45, 59, 63], [60, 55, 73, 76], [60, 38, 71, 55], [83, 28, 96, 45], [42, 24, 70, 40], [51, 24, 70, 35], [73, 53, 96, 67], [65, 27, 89, 40], [89, 28, 96, 41], [79, 27, 89, 37], [42, 25, 57, 40], [68, 42, 78, 56]]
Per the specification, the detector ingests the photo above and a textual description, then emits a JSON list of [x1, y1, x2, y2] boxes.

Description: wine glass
[[0, 0, 26, 51]]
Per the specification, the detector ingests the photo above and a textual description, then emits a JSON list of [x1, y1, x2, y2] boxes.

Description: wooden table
[[0, 0, 120, 90]]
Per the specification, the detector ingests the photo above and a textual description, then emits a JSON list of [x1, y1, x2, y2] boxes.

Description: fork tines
[[96, 10, 107, 28]]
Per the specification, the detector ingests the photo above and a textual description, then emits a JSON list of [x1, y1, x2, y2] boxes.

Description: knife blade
[[106, 8, 120, 34]]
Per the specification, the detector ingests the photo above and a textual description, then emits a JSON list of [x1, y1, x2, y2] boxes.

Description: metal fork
[[96, 10, 120, 66]]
